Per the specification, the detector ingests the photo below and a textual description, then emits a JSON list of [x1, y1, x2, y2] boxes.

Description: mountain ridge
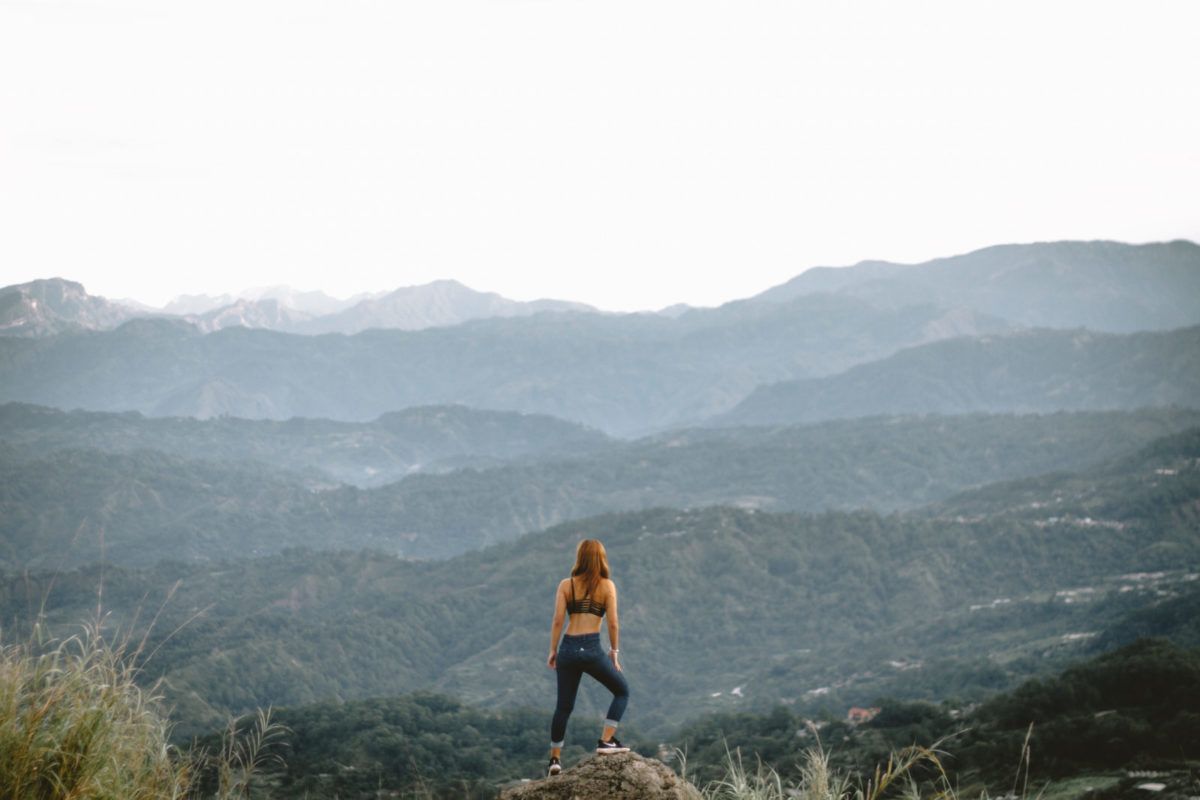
[[0, 294, 1012, 433], [7, 239, 1199, 339], [0, 278, 139, 337], [0, 277, 599, 337], [4, 408, 1196, 568], [714, 325, 1200, 427], [0, 401, 613, 486], [751, 239, 1200, 332]]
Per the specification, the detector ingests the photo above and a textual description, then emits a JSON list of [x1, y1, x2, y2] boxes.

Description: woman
[[545, 538, 630, 776]]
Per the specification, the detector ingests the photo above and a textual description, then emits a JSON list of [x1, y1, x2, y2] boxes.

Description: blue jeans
[[550, 632, 629, 746]]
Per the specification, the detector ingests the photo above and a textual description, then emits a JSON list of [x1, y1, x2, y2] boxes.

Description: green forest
[[3, 407, 1197, 567], [4, 425, 1198, 751], [166, 637, 1200, 799]]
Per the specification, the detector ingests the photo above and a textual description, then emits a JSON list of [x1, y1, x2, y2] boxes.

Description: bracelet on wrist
[[610, 648, 619, 654]]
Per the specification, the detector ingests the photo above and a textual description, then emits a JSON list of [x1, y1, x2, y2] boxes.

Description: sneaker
[[596, 737, 630, 754], [547, 757, 561, 776]]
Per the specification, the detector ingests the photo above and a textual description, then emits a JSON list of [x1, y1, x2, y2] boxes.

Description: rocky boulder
[[500, 751, 702, 800]]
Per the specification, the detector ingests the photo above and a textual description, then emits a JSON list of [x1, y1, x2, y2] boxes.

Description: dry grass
[[690, 736, 961, 800], [0, 622, 189, 799], [0, 620, 283, 800]]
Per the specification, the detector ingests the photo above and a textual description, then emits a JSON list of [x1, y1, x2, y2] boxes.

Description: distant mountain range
[[175, 279, 597, 335], [0, 294, 1012, 433], [0, 277, 597, 337], [163, 285, 371, 317], [4, 240, 1198, 339], [715, 325, 1200, 427], [750, 239, 1200, 332], [292, 279, 595, 335], [1, 313, 1193, 435]]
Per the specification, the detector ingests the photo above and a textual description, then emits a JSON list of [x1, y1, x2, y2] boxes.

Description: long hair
[[571, 539, 610, 599]]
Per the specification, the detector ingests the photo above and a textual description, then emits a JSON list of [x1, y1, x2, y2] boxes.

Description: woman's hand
[[610, 651, 622, 672], [547, 652, 557, 670]]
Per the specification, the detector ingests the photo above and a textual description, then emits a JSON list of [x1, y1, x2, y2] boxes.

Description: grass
[[0, 620, 282, 800], [0, 621, 188, 799], [682, 733, 974, 800]]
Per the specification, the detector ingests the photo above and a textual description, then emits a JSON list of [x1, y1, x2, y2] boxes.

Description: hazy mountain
[[754, 240, 1200, 332], [654, 303, 696, 318], [926, 425, 1200, 523], [0, 402, 613, 486], [109, 296, 160, 313], [8, 426, 1197, 737], [294, 279, 596, 334], [11, 239, 1198, 341], [4, 409, 1195, 568], [0, 295, 1008, 434], [715, 325, 1200, 427], [163, 287, 366, 317], [237, 285, 365, 315], [181, 297, 316, 333], [160, 292, 237, 316], [0, 278, 138, 337]]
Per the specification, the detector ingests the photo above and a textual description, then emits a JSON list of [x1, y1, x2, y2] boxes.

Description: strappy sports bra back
[[566, 576, 606, 617]]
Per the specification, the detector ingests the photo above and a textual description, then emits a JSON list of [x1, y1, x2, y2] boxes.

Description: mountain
[[0, 402, 613, 487], [715, 325, 1200, 427], [170, 287, 377, 331], [926, 425, 1200, 522], [294, 279, 596, 334], [11, 239, 1199, 341], [160, 292, 237, 316], [3, 409, 1196, 568], [236, 285, 364, 315], [184, 297, 316, 333], [0, 278, 138, 337], [675, 639, 1200, 790], [2, 279, 592, 337], [752, 240, 1200, 332], [0, 294, 1009, 433], [7, 426, 1197, 739]]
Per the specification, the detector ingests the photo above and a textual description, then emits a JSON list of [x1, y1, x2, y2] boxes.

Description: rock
[[500, 751, 703, 800]]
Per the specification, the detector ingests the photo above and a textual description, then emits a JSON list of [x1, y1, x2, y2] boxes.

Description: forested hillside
[[718, 325, 1200, 426], [0, 402, 613, 486], [5, 426, 1197, 739], [172, 636, 1200, 799], [4, 409, 1196, 567], [675, 639, 1200, 792]]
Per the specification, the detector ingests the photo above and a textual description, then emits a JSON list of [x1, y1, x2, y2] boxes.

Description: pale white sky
[[1, 0, 1198, 311]]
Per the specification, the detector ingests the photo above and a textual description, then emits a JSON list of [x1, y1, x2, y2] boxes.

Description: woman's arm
[[606, 580, 621, 671], [547, 580, 567, 669]]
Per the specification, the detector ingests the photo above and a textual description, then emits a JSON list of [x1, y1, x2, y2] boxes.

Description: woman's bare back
[[562, 576, 612, 635]]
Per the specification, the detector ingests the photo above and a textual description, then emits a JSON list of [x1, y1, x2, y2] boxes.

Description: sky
[[1, 1, 1198, 312]]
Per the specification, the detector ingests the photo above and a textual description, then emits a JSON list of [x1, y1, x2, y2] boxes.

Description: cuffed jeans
[[550, 632, 629, 746]]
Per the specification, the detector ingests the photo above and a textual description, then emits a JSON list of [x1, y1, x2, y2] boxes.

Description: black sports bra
[[566, 577, 606, 617]]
